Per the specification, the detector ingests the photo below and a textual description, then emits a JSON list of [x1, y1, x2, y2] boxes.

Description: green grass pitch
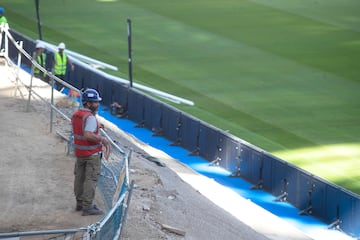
[[2, 0, 360, 194]]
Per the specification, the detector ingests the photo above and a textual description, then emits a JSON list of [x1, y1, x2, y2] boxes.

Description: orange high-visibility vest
[[72, 109, 102, 157]]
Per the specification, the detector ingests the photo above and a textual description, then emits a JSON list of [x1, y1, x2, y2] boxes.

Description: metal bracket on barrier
[[299, 183, 315, 215], [135, 120, 145, 128], [209, 157, 221, 166], [274, 178, 288, 202], [251, 154, 264, 190], [274, 192, 288, 202], [328, 219, 341, 230], [170, 139, 181, 146], [188, 147, 199, 156], [299, 205, 313, 215], [328, 206, 342, 231], [152, 128, 163, 136], [250, 180, 263, 190], [229, 168, 241, 177], [169, 122, 182, 146]]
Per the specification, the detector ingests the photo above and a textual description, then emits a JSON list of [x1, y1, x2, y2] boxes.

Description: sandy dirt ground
[[0, 60, 312, 240]]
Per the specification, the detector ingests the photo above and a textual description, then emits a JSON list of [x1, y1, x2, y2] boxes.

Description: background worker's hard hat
[[36, 42, 45, 49], [0, 7, 5, 14], [58, 42, 66, 49]]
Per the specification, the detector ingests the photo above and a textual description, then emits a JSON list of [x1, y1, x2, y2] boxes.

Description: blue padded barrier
[[143, 96, 162, 133], [348, 194, 360, 237], [198, 123, 220, 162], [98, 78, 114, 107], [262, 154, 274, 192], [85, 71, 99, 90], [71, 65, 85, 90], [337, 190, 357, 234], [215, 134, 241, 174], [127, 89, 145, 126], [276, 163, 302, 204], [310, 176, 327, 221], [270, 159, 293, 201], [178, 113, 200, 154], [111, 81, 128, 108], [161, 106, 182, 144], [295, 171, 315, 214], [324, 183, 347, 226], [239, 145, 263, 187], [309, 179, 360, 236], [94, 75, 105, 96]]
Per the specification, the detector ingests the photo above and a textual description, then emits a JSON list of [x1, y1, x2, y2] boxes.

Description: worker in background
[[52, 42, 74, 91], [0, 7, 7, 25], [33, 42, 49, 83], [0, 7, 8, 51]]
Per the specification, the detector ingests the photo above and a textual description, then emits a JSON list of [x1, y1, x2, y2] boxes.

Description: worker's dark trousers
[[74, 154, 101, 210], [54, 74, 65, 91]]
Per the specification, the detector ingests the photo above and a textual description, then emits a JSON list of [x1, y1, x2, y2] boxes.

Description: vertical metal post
[[127, 18, 133, 87], [14, 41, 23, 97], [35, 0, 43, 40], [50, 76, 54, 133], [27, 52, 36, 112], [4, 27, 8, 58]]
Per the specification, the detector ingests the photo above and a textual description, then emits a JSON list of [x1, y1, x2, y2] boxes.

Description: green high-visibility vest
[[34, 53, 46, 75], [0, 16, 7, 24], [54, 52, 67, 75]]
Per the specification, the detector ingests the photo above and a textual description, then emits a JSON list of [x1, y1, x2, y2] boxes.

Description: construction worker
[[52, 42, 74, 91], [33, 42, 49, 83], [0, 7, 8, 51], [71, 89, 110, 216], [0, 7, 7, 25]]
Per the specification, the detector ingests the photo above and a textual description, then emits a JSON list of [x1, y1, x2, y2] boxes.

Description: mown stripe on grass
[[133, 66, 315, 151]]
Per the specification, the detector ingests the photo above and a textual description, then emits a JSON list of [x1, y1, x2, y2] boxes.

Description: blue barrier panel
[[323, 183, 354, 234], [238, 144, 251, 181], [84, 71, 98, 90], [337, 190, 360, 237], [324, 183, 345, 225], [296, 171, 315, 214], [161, 106, 181, 144], [94, 75, 105, 100], [127, 90, 144, 126], [179, 113, 200, 154], [270, 159, 291, 200], [112, 82, 128, 107], [281, 164, 302, 204], [143, 96, 162, 133], [239, 145, 263, 186], [310, 176, 327, 220], [198, 123, 219, 162], [342, 194, 360, 237], [262, 154, 274, 192], [98, 78, 114, 107], [216, 134, 241, 174], [72, 65, 85, 89]]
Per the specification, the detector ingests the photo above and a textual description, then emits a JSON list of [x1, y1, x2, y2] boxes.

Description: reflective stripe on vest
[[53, 52, 67, 75], [71, 109, 102, 157]]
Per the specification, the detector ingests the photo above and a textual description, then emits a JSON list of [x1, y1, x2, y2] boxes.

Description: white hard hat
[[58, 42, 66, 49], [36, 42, 45, 49]]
